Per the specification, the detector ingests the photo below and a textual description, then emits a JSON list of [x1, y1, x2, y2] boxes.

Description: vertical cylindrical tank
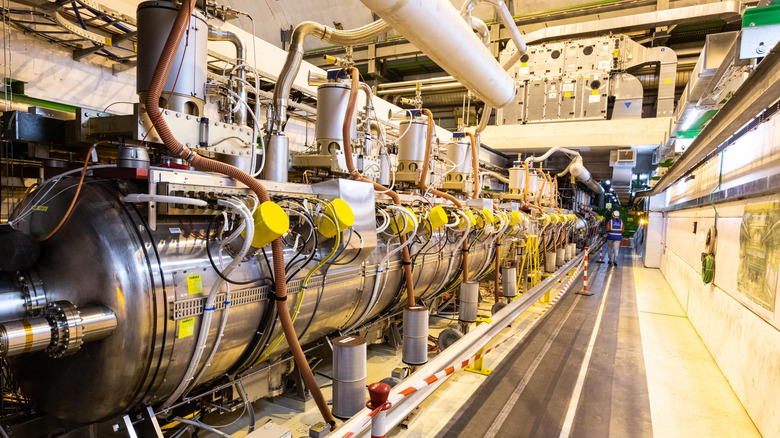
[[332, 336, 367, 418], [459, 281, 479, 323], [501, 266, 517, 298], [315, 83, 357, 150], [136, 0, 208, 116], [397, 120, 428, 167], [402, 306, 429, 366], [556, 248, 566, 267]]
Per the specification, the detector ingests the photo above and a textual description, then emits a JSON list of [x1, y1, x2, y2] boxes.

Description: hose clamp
[[181, 147, 197, 163]]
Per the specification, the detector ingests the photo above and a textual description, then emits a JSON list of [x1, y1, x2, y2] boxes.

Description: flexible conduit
[[144, 0, 334, 426], [342, 67, 417, 308]]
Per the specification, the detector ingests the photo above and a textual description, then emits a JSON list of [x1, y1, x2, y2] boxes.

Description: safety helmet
[[612, 211, 620, 218]]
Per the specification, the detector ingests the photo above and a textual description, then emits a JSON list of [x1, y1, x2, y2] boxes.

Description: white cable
[[346, 205, 418, 331], [163, 198, 254, 408]]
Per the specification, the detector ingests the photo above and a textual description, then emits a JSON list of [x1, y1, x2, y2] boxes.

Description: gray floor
[[437, 249, 652, 438]]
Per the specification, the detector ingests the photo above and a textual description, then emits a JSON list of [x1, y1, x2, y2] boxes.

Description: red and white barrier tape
[[342, 258, 586, 438]]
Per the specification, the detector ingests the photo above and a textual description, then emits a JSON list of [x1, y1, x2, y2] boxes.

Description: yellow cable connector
[[509, 210, 522, 226], [244, 201, 290, 248], [317, 198, 355, 238], [458, 209, 474, 229], [390, 206, 416, 234], [427, 205, 448, 231]]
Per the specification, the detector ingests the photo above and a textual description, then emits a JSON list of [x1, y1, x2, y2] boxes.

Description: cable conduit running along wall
[[143, 0, 335, 427]]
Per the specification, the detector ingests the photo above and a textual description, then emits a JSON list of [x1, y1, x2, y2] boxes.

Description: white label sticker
[[169, 227, 182, 234], [548, 92, 557, 99], [589, 94, 601, 103], [518, 67, 529, 75], [339, 337, 356, 343], [598, 60, 611, 70], [562, 83, 574, 92]]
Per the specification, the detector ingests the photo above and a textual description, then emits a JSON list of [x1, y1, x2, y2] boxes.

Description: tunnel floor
[[427, 248, 760, 438]]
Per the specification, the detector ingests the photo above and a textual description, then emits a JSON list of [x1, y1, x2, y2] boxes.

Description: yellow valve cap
[[390, 207, 416, 234], [458, 209, 474, 229], [317, 198, 355, 238], [427, 205, 448, 231], [246, 201, 290, 248], [509, 211, 522, 226], [476, 208, 494, 228]]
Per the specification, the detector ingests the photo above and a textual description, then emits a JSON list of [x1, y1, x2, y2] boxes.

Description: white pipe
[[481, 171, 510, 184], [121, 194, 208, 207], [361, 0, 516, 108], [524, 147, 580, 164]]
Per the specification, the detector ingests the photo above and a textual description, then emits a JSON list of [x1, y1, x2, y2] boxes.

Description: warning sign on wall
[[737, 200, 780, 313]]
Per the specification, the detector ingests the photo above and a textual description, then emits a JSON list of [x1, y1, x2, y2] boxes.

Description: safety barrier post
[[367, 382, 392, 438], [576, 247, 593, 296], [465, 317, 493, 376]]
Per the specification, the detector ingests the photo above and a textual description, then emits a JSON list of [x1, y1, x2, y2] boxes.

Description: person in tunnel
[[606, 210, 624, 266]]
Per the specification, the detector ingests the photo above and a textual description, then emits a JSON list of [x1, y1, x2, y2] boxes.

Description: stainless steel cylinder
[[0, 317, 51, 357], [117, 145, 151, 170], [509, 167, 524, 192], [501, 267, 518, 298], [136, 1, 207, 116], [564, 243, 573, 261], [379, 151, 391, 186], [459, 281, 479, 323], [398, 120, 428, 164], [446, 140, 472, 174], [263, 134, 289, 182], [545, 251, 557, 273], [402, 306, 429, 366], [332, 336, 367, 418], [315, 83, 356, 147], [80, 306, 118, 343], [556, 248, 566, 267]]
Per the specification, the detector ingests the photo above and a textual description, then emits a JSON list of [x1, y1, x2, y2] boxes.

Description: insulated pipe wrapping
[[459, 281, 479, 323], [332, 336, 368, 418], [207, 26, 247, 125], [402, 306, 429, 366], [361, 0, 516, 108], [341, 68, 416, 308], [272, 20, 390, 129], [143, 0, 335, 427]]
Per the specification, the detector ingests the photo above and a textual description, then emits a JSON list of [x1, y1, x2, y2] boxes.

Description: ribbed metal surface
[[459, 281, 479, 323], [556, 248, 566, 267], [332, 336, 367, 418], [402, 306, 429, 365], [545, 251, 557, 273], [501, 267, 518, 298]]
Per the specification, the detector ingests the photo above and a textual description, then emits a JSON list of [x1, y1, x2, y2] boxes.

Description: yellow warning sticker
[[663, 77, 672, 84], [564, 92, 571, 98], [613, 49, 619, 58], [32, 206, 48, 212], [591, 89, 599, 95], [520, 62, 527, 67], [187, 274, 203, 295], [178, 317, 195, 339]]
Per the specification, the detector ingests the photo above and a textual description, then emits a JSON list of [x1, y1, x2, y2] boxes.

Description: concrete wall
[[653, 113, 780, 438]]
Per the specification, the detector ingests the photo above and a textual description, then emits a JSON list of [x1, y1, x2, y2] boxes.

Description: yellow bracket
[[465, 318, 493, 375]]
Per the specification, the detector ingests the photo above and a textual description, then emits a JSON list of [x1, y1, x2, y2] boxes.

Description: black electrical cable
[[205, 214, 271, 286], [330, 230, 364, 266]]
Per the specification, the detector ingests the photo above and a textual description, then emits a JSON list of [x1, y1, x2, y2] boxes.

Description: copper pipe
[[535, 168, 546, 206], [342, 68, 416, 308], [523, 161, 529, 204], [415, 108, 470, 284], [464, 132, 480, 200], [144, 0, 335, 427]]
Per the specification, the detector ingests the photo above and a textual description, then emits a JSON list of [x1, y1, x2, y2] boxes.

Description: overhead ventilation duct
[[360, 0, 516, 108]]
